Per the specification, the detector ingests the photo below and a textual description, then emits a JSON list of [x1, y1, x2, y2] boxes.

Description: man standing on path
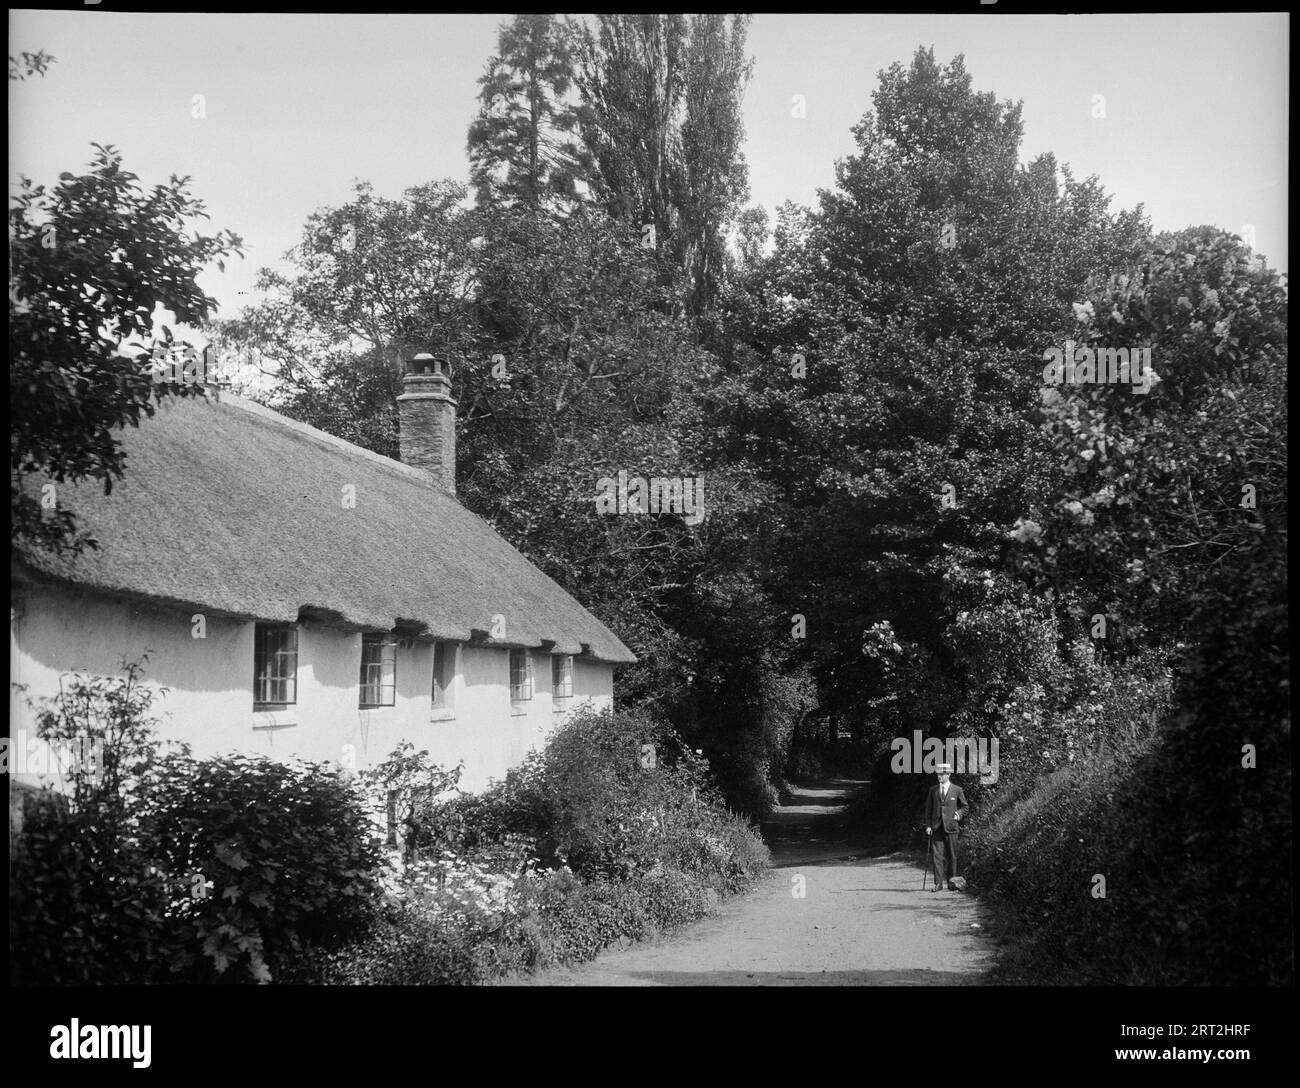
[[925, 762, 967, 892]]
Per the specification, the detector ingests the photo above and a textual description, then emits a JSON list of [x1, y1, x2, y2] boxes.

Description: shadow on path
[[502, 774, 996, 986], [760, 775, 877, 867]]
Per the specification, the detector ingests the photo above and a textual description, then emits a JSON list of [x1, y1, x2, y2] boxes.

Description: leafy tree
[[209, 179, 481, 450], [976, 228, 1290, 984], [572, 14, 687, 234], [467, 14, 593, 214], [675, 14, 752, 315], [1017, 227, 1286, 645], [709, 48, 1150, 740], [571, 13, 753, 315], [456, 205, 718, 705], [10, 146, 244, 555]]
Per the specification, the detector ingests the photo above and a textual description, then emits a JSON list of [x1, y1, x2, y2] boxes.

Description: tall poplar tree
[[571, 13, 752, 316]]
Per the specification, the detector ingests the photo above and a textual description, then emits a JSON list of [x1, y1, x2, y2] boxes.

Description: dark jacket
[[925, 782, 967, 834]]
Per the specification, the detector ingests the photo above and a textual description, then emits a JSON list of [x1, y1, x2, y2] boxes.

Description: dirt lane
[[505, 778, 995, 986]]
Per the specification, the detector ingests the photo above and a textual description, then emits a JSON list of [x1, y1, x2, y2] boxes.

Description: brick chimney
[[397, 353, 457, 494]]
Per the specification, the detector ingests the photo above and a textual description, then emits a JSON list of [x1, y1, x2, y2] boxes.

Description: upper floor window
[[509, 649, 533, 712], [359, 633, 396, 707], [552, 654, 573, 709], [253, 624, 298, 709], [432, 641, 455, 713]]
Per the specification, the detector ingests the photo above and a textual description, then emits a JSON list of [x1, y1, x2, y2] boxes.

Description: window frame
[[509, 649, 533, 713], [551, 653, 574, 710], [359, 633, 397, 708], [253, 623, 298, 710]]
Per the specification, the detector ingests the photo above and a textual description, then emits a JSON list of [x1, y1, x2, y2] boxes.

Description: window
[[359, 633, 396, 707], [509, 649, 533, 711], [432, 641, 455, 713], [552, 654, 573, 709], [253, 624, 298, 708]]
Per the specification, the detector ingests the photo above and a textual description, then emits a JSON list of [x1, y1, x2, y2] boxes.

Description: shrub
[[324, 707, 771, 984], [531, 705, 767, 883], [10, 787, 174, 986], [10, 660, 176, 985], [400, 706, 769, 890], [10, 659, 387, 985], [140, 752, 386, 984], [359, 740, 463, 863], [319, 903, 486, 986]]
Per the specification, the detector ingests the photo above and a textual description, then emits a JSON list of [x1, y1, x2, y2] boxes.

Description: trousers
[[930, 829, 959, 885]]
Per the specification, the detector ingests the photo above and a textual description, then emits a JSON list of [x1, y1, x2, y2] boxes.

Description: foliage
[[360, 740, 464, 862], [408, 707, 769, 889], [1014, 227, 1286, 646], [10, 146, 243, 555], [964, 225, 1289, 984], [140, 753, 385, 984], [467, 14, 593, 214], [211, 176, 800, 812], [9, 49, 54, 81], [9, 660, 176, 986], [320, 902, 487, 986], [324, 709, 768, 984], [10, 661, 386, 985], [571, 13, 752, 314]]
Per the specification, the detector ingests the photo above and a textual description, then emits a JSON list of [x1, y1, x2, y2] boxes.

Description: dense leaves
[[323, 709, 769, 983], [467, 14, 593, 213], [10, 146, 243, 555], [10, 665, 385, 985]]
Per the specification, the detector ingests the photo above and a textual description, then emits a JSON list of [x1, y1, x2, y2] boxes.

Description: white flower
[[1072, 301, 1095, 322], [1079, 448, 1096, 462]]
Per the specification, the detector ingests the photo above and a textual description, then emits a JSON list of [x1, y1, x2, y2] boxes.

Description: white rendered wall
[[10, 585, 616, 793]]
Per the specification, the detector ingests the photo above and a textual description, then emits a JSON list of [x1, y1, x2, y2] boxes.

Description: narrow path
[[503, 778, 996, 986]]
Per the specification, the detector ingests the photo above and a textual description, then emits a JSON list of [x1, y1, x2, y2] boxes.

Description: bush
[[10, 661, 176, 985], [140, 753, 386, 984], [10, 788, 173, 986], [10, 661, 387, 985], [404, 706, 769, 891], [531, 706, 769, 887], [320, 903, 486, 986], [960, 637, 1290, 986], [12, 669, 770, 986], [323, 706, 771, 983]]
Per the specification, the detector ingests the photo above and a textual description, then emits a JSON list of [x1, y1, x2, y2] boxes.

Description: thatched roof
[[15, 393, 636, 665]]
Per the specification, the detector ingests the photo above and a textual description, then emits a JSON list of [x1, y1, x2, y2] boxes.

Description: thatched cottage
[[10, 355, 635, 791]]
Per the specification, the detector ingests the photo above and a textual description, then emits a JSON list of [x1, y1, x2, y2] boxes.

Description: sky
[[8, 11, 1289, 326]]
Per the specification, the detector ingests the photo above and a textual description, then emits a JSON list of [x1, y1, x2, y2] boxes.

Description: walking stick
[[920, 826, 928, 890]]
